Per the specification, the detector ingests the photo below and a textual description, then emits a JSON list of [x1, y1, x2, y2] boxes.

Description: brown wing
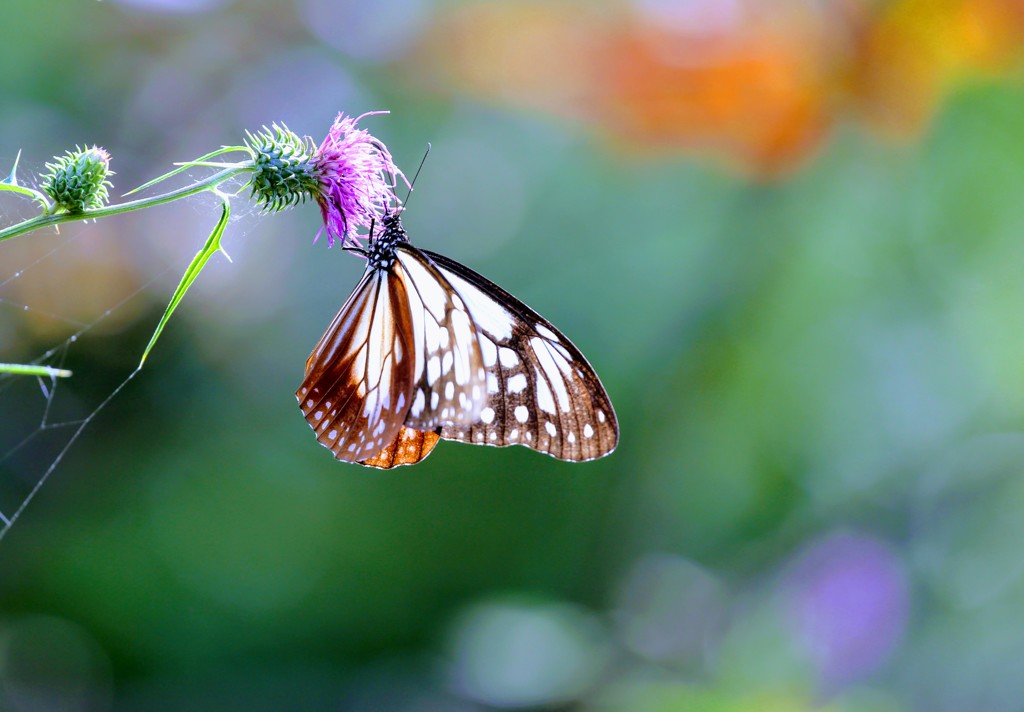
[[296, 267, 418, 462], [360, 426, 441, 469], [421, 249, 618, 462]]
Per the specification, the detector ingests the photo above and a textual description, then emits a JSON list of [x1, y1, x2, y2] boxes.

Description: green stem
[[0, 165, 252, 243], [0, 363, 72, 378]]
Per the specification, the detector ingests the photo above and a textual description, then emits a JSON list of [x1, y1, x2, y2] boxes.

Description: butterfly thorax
[[366, 213, 409, 271]]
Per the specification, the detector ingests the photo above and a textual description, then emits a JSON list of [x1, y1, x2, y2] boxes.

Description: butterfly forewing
[[419, 249, 619, 461], [297, 267, 417, 462], [394, 247, 488, 431]]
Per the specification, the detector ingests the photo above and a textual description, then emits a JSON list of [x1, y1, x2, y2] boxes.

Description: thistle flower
[[42, 146, 113, 213], [310, 111, 405, 248], [243, 112, 402, 247], [245, 124, 320, 213]]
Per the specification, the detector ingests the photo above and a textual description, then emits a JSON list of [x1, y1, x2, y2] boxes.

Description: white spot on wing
[[584, 423, 594, 438], [479, 338, 498, 367], [514, 405, 529, 423], [425, 319, 441, 354], [545, 421, 557, 436], [450, 311, 476, 386], [499, 348, 518, 368], [532, 338, 570, 409], [536, 324, 558, 341], [535, 371, 556, 414], [480, 407, 496, 424], [365, 285, 391, 387], [436, 266, 515, 340], [551, 343, 572, 362], [397, 251, 449, 319], [508, 373, 528, 393]]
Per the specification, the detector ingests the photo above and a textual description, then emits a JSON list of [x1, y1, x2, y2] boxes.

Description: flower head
[[43, 146, 113, 213], [245, 124, 320, 213], [311, 111, 405, 248]]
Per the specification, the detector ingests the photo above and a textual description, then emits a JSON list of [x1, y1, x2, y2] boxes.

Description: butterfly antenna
[[400, 143, 431, 213]]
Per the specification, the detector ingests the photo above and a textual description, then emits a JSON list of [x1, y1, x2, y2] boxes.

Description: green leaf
[[0, 363, 72, 378], [138, 195, 232, 367], [0, 181, 47, 202], [124, 145, 248, 197], [1, 151, 51, 210], [2, 150, 21, 184]]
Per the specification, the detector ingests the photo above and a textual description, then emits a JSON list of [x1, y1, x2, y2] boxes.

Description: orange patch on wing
[[360, 427, 441, 469]]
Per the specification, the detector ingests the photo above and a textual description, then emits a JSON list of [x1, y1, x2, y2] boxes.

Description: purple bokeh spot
[[784, 531, 910, 690], [112, 0, 228, 13]]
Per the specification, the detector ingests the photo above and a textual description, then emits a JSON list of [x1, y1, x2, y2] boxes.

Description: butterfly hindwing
[[360, 426, 441, 469], [297, 267, 417, 463], [418, 249, 619, 461]]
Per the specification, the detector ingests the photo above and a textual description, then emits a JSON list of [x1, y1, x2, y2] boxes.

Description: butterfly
[[296, 210, 618, 468]]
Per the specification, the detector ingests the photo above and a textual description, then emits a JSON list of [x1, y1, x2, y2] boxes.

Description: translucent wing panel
[[394, 247, 488, 430], [297, 269, 417, 462], [421, 249, 619, 462]]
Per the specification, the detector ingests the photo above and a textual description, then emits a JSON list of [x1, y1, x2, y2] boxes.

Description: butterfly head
[[379, 210, 406, 241]]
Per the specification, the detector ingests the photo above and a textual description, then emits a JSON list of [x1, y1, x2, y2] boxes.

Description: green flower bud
[[245, 124, 320, 213], [42, 146, 113, 213]]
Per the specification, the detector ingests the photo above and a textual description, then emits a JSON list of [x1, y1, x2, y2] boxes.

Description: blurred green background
[[3, 1, 1024, 710]]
